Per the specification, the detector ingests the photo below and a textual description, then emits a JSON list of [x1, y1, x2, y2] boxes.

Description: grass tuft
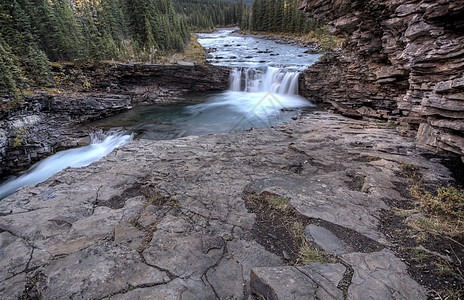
[[400, 162, 464, 238], [247, 192, 290, 212]]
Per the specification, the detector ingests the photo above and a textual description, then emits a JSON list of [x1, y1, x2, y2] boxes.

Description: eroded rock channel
[[0, 63, 229, 176], [0, 112, 456, 299]]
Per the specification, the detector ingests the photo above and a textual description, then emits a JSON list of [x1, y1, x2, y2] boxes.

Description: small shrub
[[420, 187, 464, 221], [401, 163, 464, 237], [291, 221, 305, 241], [13, 127, 27, 147]]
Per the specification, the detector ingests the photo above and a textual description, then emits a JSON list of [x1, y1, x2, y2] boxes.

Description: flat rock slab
[[305, 224, 348, 255], [250, 264, 345, 300], [0, 112, 452, 298], [343, 249, 428, 300]]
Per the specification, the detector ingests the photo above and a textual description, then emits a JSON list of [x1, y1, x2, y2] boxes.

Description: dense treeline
[[0, 0, 317, 102], [173, 0, 311, 34], [247, 0, 314, 33], [173, 0, 247, 31], [0, 0, 189, 100]]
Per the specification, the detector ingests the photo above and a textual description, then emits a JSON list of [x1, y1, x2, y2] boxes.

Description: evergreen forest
[[0, 0, 314, 100], [248, 0, 313, 34]]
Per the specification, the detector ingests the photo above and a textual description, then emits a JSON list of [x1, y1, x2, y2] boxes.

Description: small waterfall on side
[[228, 66, 300, 95], [0, 130, 133, 200], [229, 68, 242, 92], [229, 67, 261, 92]]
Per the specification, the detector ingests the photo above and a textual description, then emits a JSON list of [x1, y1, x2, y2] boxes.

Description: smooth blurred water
[[0, 131, 133, 199], [85, 90, 314, 141], [0, 27, 319, 200], [198, 27, 321, 69]]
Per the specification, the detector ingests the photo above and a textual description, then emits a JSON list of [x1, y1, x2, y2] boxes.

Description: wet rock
[[305, 48, 320, 54]]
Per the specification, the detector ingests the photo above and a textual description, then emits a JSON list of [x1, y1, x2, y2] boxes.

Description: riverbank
[[0, 63, 229, 177], [0, 112, 462, 299], [234, 29, 343, 54]]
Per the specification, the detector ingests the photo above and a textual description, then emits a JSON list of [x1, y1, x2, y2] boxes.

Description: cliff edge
[[299, 0, 464, 160]]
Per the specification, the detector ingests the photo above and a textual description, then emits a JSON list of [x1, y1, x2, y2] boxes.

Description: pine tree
[[273, 0, 283, 33], [52, 0, 84, 60], [250, 0, 261, 31], [0, 36, 22, 99], [24, 46, 51, 86], [282, 0, 291, 32]]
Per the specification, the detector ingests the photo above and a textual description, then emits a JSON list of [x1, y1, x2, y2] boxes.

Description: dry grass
[[400, 162, 464, 240], [159, 34, 206, 65], [246, 192, 290, 212], [298, 242, 338, 264], [431, 288, 464, 300], [246, 26, 344, 54]]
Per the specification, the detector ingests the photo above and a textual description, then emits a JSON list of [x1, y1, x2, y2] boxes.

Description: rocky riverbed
[[0, 63, 229, 176], [0, 112, 460, 299]]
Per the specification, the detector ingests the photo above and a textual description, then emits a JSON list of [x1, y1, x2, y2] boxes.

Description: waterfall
[[0, 130, 133, 200], [229, 66, 300, 95], [229, 68, 242, 92]]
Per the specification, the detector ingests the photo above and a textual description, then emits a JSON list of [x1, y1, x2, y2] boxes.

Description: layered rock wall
[[299, 0, 464, 159], [75, 63, 230, 104]]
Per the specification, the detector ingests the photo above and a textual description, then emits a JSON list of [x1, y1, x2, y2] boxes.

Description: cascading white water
[[229, 67, 261, 92], [218, 65, 314, 122], [229, 66, 300, 95], [229, 68, 242, 92], [0, 130, 133, 200]]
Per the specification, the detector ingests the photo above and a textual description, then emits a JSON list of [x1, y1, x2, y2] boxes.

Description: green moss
[[13, 127, 27, 147]]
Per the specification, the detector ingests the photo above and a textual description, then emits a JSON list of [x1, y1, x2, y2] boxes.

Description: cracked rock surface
[[0, 112, 452, 299]]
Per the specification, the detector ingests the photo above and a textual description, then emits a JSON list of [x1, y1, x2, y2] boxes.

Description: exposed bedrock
[[298, 0, 464, 160], [0, 64, 229, 176], [0, 113, 448, 299]]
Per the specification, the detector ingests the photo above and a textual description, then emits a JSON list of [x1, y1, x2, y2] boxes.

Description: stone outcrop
[[0, 63, 229, 176], [61, 63, 230, 104], [105, 63, 230, 103], [0, 93, 131, 176], [299, 0, 464, 160], [0, 113, 453, 298]]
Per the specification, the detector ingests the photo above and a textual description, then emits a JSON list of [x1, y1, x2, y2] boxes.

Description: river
[[0, 27, 320, 200]]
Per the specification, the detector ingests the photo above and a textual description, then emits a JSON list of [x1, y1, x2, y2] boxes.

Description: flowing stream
[[0, 27, 320, 200], [0, 131, 133, 199]]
